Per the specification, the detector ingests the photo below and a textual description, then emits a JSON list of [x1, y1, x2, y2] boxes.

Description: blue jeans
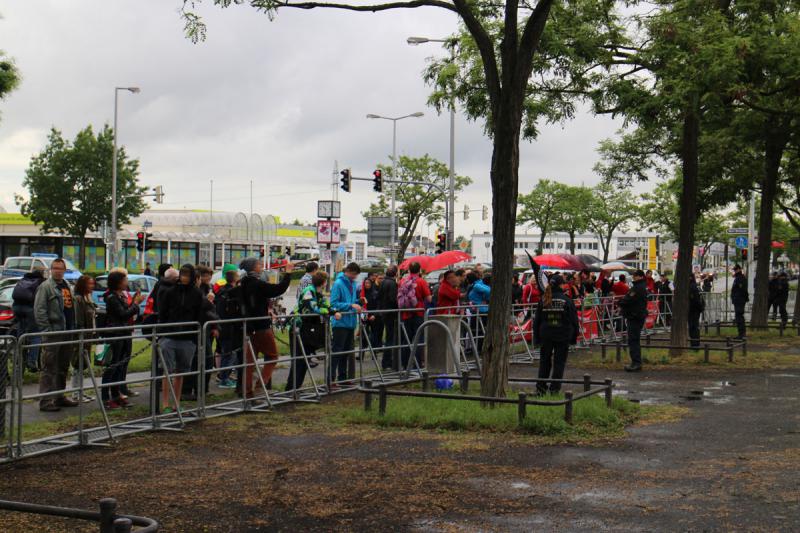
[[329, 327, 354, 383], [13, 305, 40, 369], [217, 336, 241, 382]]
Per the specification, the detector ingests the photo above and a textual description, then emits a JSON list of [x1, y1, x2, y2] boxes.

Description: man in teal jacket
[[328, 262, 362, 386]]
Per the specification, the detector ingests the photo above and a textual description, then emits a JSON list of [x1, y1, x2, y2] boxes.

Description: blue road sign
[[735, 236, 748, 249]]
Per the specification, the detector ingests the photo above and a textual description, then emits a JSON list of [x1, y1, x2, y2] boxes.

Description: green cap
[[222, 263, 238, 275]]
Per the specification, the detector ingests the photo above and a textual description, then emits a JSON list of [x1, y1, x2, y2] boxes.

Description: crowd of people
[[8, 253, 792, 412]]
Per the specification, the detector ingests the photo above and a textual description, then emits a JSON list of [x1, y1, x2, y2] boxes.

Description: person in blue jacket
[[328, 262, 362, 387], [467, 273, 491, 352]]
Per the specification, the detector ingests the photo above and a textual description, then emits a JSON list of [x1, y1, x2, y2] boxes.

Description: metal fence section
[[0, 496, 159, 532]]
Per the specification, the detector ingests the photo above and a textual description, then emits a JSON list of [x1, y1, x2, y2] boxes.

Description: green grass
[[576, 345, 799, 369], [335, 391, 639, 439]]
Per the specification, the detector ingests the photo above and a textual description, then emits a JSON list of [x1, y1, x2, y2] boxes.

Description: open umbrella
[[532, 254, 588, 271], [398, 250, 472, 272], [600, 261, 632, 271]]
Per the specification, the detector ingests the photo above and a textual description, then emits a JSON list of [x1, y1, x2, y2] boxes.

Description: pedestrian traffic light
[[340, 169, 351, 193], [463, 205, 469, 220], [136, 232, 145, 252], [741, 249, 748, 261], [372, 169, 383, 192], [482, 205, 489, 221], [436, 232, 446, 254]]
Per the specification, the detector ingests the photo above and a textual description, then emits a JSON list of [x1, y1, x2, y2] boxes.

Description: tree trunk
[[480, 106, 523, 400], [670, 99, 700, 355], [537, 235, 545, 256], [794, 271, 800, 325], [79, 233, 87, 271], [568, 231, 576, 254], [751, 121, 787, 328]]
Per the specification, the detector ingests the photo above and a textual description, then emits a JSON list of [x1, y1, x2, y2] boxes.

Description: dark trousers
[[38, 334, 77, 407], [329, 327, 354, 383], [381, 318, 397, 370], [733, 301, 746, 338], [537, 339, 569, 394], [627, 317, 644, 366], [774, 298, 788, 324], [182, 337, 212, 397], [13, 305, 40, 370], [401, 315, 424, 370], [688, 310, 701, 348], [286, 327, 314, 391], [102, 338, 130, 402]]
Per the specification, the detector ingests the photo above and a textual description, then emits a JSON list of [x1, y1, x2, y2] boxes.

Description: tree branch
[[515, 0, 554, 89], [451, 0, 501, 108], [271, 0, 457, 12]]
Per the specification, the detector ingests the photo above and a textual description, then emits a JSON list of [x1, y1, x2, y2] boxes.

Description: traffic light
[[463, 205, 469, 220], [144, 232, 153, 251], [372, 169, 383, 192], [136, 232, 145, 252], [482, 205, 489, 221], [153, 185, 165, 204], [340, 169, 351, 192], [741, 249, 748, 261], [436, 232, 446, 254]]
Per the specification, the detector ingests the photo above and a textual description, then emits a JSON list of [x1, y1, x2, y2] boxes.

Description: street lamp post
[[366, 111, 424, 256], [408, 36, 456, 251], [111, 86, 140, 267]]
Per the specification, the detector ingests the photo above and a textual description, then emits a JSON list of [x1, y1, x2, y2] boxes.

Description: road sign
[[318, 200, 341, 219], [727, 227, 748, 235], [143, 220, 152, 229], [316, 220, 341, 244], [735, 236, 748, 249]]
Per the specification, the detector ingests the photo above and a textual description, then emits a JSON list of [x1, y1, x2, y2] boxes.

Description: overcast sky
[[0, 1, 626, 236]]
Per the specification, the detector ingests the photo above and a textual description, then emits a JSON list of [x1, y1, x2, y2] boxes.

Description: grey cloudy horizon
[[0, 1, 630, 237]]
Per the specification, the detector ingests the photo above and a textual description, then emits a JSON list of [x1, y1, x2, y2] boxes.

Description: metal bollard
[[615, 341, 622, 363], [421, 370, 429, 392], [703, 344, 710, 363], [517, 392, 527, 426], [99, 498, 117, 533], [604, 379, 613, 407], [583, 374, 591, 392], [601, 344, 607, 361], [564, 391, 573, 424], [742, 339, 747, 357], [779, 322, 784, 337], [716, 321, 721, 336], [364, 381, 373, 412], [113, 518, 133, 533], [378, 385, 387, 416], [646, 334, 651, 346], [460, 370, 470, 394]]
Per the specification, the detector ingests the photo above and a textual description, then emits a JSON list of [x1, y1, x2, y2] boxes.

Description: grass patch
[[333, 391, 640, 441]]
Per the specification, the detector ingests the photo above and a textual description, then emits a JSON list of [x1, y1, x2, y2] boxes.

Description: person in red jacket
[[645, 270, 656, 294], [522, 275, 541, 319], [612, 274, 630, 298], [436, 270, 462, 314]]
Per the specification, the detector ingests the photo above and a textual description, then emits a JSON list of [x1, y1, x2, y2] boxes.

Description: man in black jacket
[[158, 264, 206, 412], [688, 276, 705, 349], [774, 271, 790, 325], [619, 270, 648, 372], [12, 266, 46, 372], [239, 257, 293, 397], [532, 275, 579, 395], [730, 264, 748, 339], [377, 266, 399, 370]]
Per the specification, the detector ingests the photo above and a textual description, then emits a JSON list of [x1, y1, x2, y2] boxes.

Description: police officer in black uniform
[[532, 274, 579, 395], [688, 275, 705, 349], [619, 270, 648, 372], [774, 271, 790, 325], [730, 264, 749, 339]]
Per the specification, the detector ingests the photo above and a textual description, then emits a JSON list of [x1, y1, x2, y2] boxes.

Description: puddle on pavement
[[769, 373, 800, 378]]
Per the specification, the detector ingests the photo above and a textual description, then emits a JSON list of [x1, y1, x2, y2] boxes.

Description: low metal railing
[[0, 496, 159, 532]]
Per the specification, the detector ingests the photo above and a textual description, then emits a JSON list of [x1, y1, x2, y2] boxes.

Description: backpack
[[217, 285, 243, 320], [397, 276, 419, 309], [12, 277, 42, 306]]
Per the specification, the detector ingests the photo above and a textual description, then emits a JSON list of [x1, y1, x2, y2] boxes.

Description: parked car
[[92, 274, 158, 316], [1, 253, 82, 282], [0, 283, 17, 335]]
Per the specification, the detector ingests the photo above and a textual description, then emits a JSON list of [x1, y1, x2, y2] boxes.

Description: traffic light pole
[[349, 175, 450, 251]]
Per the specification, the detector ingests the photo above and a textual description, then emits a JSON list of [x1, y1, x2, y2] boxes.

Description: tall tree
[[517, 179, 567, 254], [183, 0, 625, 398], [585, 181, 637, 263], [550, 185, 593, 254], [361, 154, 471, 264], [15, 125, 147, 268]]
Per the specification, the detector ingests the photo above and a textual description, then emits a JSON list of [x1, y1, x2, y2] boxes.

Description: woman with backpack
[[398, 262, 431, 370], [532, 274, 579, 396], [286, 271, 330, 391], [71, 275, 98, 403]]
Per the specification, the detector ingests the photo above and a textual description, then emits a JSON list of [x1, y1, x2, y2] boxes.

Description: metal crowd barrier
[[0, 289, 744, 464]]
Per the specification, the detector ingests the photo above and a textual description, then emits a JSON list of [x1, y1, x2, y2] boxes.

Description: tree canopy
[[16, 125, 147, 268]]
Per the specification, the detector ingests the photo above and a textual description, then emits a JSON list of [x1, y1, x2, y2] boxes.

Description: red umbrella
[[532, 254, 588, 271], [398, 250, 472, 272]]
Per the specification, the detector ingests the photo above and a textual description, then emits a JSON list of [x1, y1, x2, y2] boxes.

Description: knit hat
[[239, 257, 260, 273], [222, 263, 238, 275]]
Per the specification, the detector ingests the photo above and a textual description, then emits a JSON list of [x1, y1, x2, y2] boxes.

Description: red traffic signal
[[372, 169, 383, 192]]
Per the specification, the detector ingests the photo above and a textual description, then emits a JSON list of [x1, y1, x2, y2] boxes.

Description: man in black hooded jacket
[[619, 270, 648, 372]]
